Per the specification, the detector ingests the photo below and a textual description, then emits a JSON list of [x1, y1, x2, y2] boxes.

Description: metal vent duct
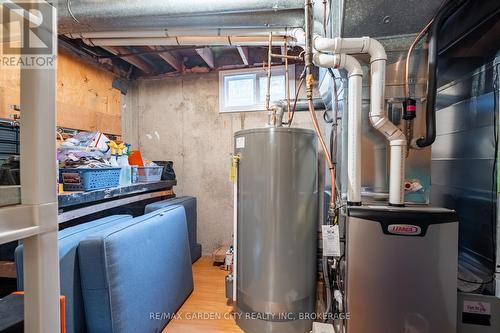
[[332, 0, 443, 38], [55, 0, 307, 34]]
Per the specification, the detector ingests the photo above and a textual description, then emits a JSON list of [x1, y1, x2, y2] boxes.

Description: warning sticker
[[322, 225, 341, 257], [236, 137, 245, 149]]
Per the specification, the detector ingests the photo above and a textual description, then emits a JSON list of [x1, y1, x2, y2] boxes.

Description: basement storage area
[[0, 1, 499, 333]]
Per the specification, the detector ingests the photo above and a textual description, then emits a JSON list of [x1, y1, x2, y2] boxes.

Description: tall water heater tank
[[234, 127, 318, 333]]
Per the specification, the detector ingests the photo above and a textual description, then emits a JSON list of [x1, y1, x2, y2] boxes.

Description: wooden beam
[[150, 46, 183, 73], [101, 46, 154, 74], [236, 46, 249, 66], [195, 47, 214, 69]]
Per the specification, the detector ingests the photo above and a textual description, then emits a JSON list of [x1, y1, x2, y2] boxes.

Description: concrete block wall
[[122, 71, 322, 254]]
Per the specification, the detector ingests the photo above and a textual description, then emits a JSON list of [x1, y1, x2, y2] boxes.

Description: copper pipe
[[405, 0, 447, 98], [405, 19, 434, 98], [265, 32, 272, 113], [308, 99, 336, 207], [284, 38, 291, 123], [270, 53, 303, 61], [288, 76, 305, 127]]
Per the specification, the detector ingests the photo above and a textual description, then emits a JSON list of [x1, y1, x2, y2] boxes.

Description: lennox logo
[[387, 224, 422, 236]]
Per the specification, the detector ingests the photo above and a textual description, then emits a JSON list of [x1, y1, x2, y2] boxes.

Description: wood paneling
[[0, 50, 122, 135], [163, 256, 243, 333]]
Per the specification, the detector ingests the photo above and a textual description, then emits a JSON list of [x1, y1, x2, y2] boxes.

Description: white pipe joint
[[313, 36, 387, 63], [289, 28, 306, 47], [312, 53, 363, 77], [369, 115, 406, 142], [314, 36, 406, 206], [313, 52, 363, 205]]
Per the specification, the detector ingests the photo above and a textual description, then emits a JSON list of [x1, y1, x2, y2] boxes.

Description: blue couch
[[78, 205, 194, 333], [15, 215, 134, 333], [145, 196, 202, 262]]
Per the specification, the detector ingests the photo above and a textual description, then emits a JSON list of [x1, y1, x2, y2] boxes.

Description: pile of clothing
[[59, 156, 111, 169]]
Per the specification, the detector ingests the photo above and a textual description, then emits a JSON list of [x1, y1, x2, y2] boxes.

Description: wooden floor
[[163, 256, 243, 333]]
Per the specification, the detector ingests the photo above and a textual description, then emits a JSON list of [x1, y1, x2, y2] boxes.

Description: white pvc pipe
[[83, 35, 291, 47], [389, 141, 406, 206], [313, 53, 363, 204], [313, 36, 407, 206], [373, 144, 387, 193], [314, 36, 387, 62], [370, 59, 406, 206], [74, 28, 290, 39]]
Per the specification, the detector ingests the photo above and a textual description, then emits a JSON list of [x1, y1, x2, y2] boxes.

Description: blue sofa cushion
[[15, 215, 134, 333], [78, 206, 193, 333], [145, 196, 201, 262]]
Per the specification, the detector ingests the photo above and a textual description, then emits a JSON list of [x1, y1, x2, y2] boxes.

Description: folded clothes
[[59, 156, 111, 169]]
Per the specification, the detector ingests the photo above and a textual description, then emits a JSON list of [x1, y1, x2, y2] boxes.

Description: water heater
[[234, 127, 318, 333]]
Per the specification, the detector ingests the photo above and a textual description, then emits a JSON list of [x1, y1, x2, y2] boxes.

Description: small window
[[219, 65, 295, 113]]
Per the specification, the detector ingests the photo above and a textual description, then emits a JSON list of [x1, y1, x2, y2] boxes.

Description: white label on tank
[[463, 301, 491, 315], [322, 225, 341, 257], [236, 137, 245, 149]]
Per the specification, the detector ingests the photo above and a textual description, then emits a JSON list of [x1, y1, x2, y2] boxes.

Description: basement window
[[219, 65, 295, 113]]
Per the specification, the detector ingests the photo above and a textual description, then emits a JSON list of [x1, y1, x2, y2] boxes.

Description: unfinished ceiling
[[57, 0, 443, 80], [57, 0, 309, 79]]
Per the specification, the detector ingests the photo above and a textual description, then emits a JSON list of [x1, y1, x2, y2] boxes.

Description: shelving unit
[[0, 186, 20, 207], [0, 3, 60, 332]]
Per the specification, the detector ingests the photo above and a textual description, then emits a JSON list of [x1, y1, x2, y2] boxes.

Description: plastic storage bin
[[60, 168, 121, 191], [136, 166, 164, 182]]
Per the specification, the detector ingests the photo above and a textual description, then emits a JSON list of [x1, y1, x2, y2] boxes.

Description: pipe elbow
[[389, 134, 407, 145], [366, 37, 387, 62], [341, 55, 363, 77], [313, 35, 338, 52], [313, 52, 341, 69], [313, 53, 363, 78], [312, 36, 387, 63], [289, 28, 305, 47], [369, 115, 406, 142]]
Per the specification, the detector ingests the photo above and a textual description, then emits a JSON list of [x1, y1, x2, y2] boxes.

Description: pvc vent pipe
[[314, 36, 407, 206], [313, 53, 363, 205]]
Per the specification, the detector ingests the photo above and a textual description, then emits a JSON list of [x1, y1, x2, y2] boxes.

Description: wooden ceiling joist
[[195, 47, 215, 69], [236, 46, 249, 66], [101, 46, 154, 74], [150, 46, 183, 73]]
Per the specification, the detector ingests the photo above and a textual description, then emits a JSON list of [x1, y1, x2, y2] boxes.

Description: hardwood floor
[[163, 256, 243, 333]]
